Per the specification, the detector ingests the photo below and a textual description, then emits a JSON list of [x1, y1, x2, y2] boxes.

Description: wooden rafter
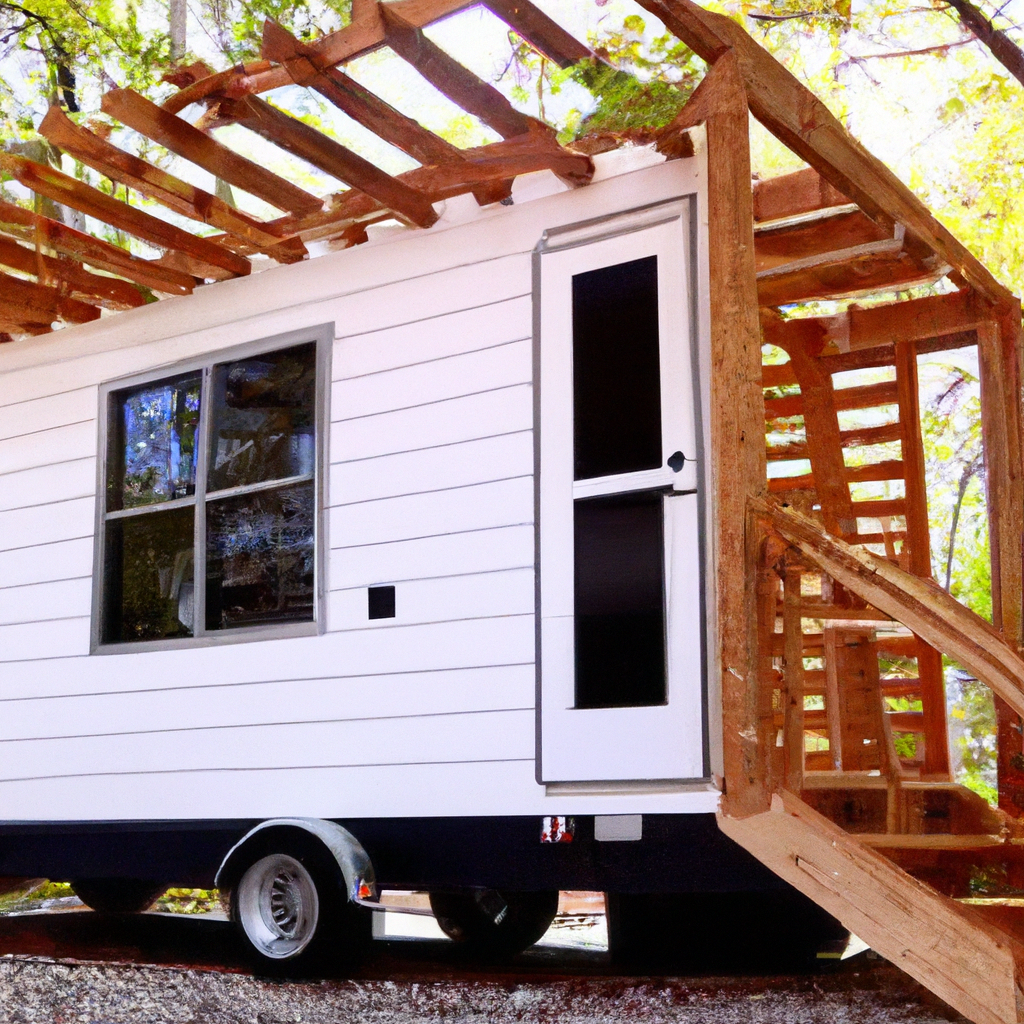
[[102, 88, 324, 217], [222, 94, 439, 228], [0, 269, 100, 326], [754, 209, 892, 273], [0, 198, 194, 295], [481, 0, 593, 67], [0, 152, 250, 279], [38, 106, 304, 263], [635, 0, 1016, 310], [0, 234, 145, 310], [752, 167, 851, 223], [381, 4, 545, 141], [262, 20, 463, 168]]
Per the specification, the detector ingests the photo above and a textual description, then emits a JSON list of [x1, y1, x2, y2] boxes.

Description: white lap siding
[[0, 157, 721, 822]]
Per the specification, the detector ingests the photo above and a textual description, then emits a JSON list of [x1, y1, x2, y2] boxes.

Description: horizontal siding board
[[334, 294, 531, 380], [0, 536, 94, 589], [0, 663, 534, 741], [331, 384, 532, 463], [328, 567, 534, 631], [0, 496, 94, 552], [330, 476, 533, 548], [0, 420, 96, 478], [0, 759, 543, 821], [0, 577, 91, 627], [0, 458, 95, 513], [0, 614, 535, 697], [0, 708, 535, 780], [332, 339, 530, 423], [0, 387, 96, 441], [331, 524, 534, 590], [330, 431, 532, 507], [0, 616, 91, 661]]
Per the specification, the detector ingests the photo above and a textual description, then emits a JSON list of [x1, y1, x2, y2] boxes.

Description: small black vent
[[368, 585, 396, 620]]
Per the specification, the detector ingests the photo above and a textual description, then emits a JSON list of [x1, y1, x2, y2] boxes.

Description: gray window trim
[[91, 323, 333, 655]]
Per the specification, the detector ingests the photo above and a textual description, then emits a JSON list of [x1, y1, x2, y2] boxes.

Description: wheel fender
[[214, 818, 377, 903]]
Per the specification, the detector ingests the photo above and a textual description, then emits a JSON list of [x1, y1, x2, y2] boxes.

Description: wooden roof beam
[[635, 0, 1016, 310], [762, 289, 991, 354], [0, 153, 250, 279], [262, 20, 462, 168], [0, 198, 194, 295], [754, 209, 893, 273], [221, 94, 438, 228], [0, 269, 100, 325], [753, 167, 851, 224], [0, 234, 145, 310], [39, 106, 305, 263], [102, 88, 323, 217], [381, 3, 545, 141], [481, 0, 592, 67]]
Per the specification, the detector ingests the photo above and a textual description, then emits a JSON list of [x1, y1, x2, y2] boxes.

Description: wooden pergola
[[5, 2, 1024, 1020]]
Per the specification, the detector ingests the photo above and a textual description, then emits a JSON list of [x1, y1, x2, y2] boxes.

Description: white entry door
[[538, 205, 706, 783]]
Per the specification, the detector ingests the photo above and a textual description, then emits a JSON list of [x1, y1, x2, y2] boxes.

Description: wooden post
[[895, 339, 950, 778], [782, 567, 806, 793], [664, 54, 768, 816], [979, 312, 1024, 814]]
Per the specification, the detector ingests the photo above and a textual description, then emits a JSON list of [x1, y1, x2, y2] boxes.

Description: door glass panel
[[207, 342, 316, 492], [574, 491, 666, 708], [572, 255, 662, 481], [102, 506, 195, 643], [108, 374, 201, 511], [205, 481, 315, 630]]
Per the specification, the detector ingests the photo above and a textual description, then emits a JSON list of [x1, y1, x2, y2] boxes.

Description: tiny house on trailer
[[2, 0, 1024, 1016]]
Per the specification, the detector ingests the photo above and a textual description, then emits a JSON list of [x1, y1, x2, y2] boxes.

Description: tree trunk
[[945, 0, 1024, 90], [170, 0, 187, 61]]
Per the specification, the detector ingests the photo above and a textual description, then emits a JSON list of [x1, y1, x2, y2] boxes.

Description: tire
[[70, 879, 166, 914], [229, 834, 370, 977], [429, 889, 559, 957]]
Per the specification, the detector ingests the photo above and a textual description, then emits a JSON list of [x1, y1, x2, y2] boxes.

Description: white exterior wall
[[0, 148, 720, 822]]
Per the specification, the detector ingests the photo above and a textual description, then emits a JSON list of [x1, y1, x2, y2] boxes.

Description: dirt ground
[[0, 897, 968, 1023]]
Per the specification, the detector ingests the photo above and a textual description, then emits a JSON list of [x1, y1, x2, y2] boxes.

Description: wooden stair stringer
[[718, 790, 1024, 1024]]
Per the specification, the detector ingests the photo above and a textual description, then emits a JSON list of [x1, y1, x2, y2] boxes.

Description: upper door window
[[98, 338, 321, 648]]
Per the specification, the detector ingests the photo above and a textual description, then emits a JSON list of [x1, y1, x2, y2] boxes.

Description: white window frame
[[91, 323, 332, 654]]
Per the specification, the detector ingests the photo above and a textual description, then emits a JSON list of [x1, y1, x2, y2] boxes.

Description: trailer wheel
[[70, 879, 166, 914], [429, 889, 558, 956], [229, 834, 369, 976]]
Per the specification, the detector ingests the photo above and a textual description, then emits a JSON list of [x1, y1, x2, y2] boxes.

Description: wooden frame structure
[[3, 1, 1024, 1018]]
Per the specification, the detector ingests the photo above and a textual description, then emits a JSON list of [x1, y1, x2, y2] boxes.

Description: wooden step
[[719, 791, 1024, 1024]]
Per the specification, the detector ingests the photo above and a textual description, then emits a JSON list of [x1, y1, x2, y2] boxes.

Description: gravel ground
[[0, 956, 967, 1024]]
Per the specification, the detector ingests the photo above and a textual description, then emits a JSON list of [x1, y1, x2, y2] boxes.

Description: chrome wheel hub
[[237, 853, 319, 960]]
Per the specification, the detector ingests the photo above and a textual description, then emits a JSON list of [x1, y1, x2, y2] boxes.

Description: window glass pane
[[109, 374, 201, 511], [103, 507, 195, 643], [206, 482, 315, 630], [572, 255, 662, 480], [574, 491, 665, 708], [208, 342, 316, 492]]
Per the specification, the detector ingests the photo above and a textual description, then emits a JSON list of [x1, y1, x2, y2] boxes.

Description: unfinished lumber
[[752, 497, 1024, 722], [756, 246, 944, 307], [0, 234, 145, 310], [720, 792, 1024, 1024], [635, 0, 1015, 311], [381, 4, 544, 140], [482, 0, 592, 67], [0, 153, 250, 278], [38, 106, 298, 259], [102, 88, 323, 217], [262, 20, 462, 169], [669, 56, 767, 817], [782, 568, 807, 791], [222, 95, 439, 228], [0, 270, 100, 326], [0, 199, 194, 296], [754, 209, 892, 273], [752, 167, 850, 223]]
